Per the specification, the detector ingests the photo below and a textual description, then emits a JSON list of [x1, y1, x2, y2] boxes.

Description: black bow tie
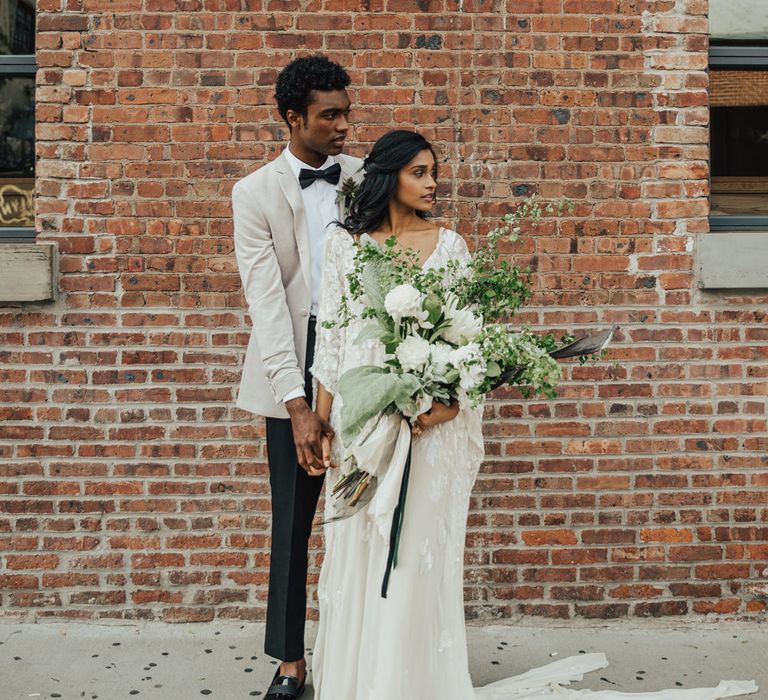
[[298, 163, 341, 189]]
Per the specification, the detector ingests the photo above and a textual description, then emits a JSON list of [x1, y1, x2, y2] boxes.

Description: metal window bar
[[0, 228, 37, 242], [709, 45, 768, 69], [0, 55, 36, 74], [710, 215, 768, 231]]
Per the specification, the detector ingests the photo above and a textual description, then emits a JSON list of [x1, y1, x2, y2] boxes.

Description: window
[[708, 0, 768, 232], [0, 0, 36, 242]]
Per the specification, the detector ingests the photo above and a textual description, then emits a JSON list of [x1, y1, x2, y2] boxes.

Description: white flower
[[429, 342, 457, 380], [455, 387, 472, 410], [441, 297, 482, 346], [454, 343, 486, 390], [384, 284, 424, 323], [395, 334, 431, 372]]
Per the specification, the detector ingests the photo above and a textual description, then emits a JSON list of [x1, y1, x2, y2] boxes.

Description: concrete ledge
[[0, 242, 57, 303], [697, 232, 768, 289]]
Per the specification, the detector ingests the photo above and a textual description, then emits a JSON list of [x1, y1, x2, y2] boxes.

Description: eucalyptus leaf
[[428, 319, 451, 342], [391, 373, 422, 413], [443, 368, 460, 384], [338, 366, 404, 446], [486, 360, 502, 378], [354, 323, 386, 345], [423, 293, 442, 326], [360, 259, 391, 313]]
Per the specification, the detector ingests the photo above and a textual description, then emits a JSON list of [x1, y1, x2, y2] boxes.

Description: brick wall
[[1, 0, 767, 622]]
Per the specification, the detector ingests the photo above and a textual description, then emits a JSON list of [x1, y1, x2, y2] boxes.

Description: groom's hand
[[286, 398, 335, 475]]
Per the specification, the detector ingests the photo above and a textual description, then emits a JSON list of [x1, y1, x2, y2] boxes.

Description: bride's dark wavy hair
[[340, 130, 438, 236]]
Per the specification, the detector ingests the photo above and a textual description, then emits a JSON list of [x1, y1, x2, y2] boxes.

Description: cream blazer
[[232, 149, 363, 418]]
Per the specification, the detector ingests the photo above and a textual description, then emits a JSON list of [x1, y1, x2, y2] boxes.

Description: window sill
[[0, 242, 57, 303], [697, 231, 768, 289]]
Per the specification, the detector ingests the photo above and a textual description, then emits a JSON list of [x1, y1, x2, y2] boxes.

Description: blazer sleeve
[[232, 179, 304, 403]]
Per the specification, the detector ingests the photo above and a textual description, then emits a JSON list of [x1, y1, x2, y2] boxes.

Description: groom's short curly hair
[[275, 55, 350, 128]]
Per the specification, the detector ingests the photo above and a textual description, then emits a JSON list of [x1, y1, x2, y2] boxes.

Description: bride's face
[[395, 149, 437, 213]]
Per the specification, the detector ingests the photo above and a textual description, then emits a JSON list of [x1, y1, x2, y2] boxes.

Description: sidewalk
[[1, 620, 764, 699]]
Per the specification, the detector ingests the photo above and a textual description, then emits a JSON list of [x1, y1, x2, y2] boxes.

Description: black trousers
[[264, 318, 324, 662]]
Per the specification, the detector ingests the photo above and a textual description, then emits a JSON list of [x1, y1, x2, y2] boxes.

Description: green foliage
[[330, 197, 589, 436], [453, 196, 573, 322]]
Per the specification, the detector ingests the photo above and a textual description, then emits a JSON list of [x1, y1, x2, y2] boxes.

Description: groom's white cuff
[[283, 386, 306, 403]]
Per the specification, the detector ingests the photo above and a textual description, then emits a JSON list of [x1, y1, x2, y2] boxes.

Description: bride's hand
[[413, 399, 460, 436], [307, 433, 337, 477]]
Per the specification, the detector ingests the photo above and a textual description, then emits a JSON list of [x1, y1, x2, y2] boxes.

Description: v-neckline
[[362, 227, 445, 269]]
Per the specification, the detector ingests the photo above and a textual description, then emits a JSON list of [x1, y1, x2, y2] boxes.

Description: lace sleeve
[[311, 228, 348, 396], [449, 229, 471, 265], [441, 228, 472, 283]]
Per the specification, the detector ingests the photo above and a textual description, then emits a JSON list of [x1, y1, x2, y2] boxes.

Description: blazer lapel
[[275, 152, 312, 294]]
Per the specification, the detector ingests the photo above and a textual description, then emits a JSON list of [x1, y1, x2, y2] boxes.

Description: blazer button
[[300, 308, 308, 317]]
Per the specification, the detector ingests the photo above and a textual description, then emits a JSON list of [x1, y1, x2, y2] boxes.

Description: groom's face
[[290, 89, 352, 157]]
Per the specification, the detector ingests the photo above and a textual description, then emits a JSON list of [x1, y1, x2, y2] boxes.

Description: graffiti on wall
[[0, 182, 34, 227]]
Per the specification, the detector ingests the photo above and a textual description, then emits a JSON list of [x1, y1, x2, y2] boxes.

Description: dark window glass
[[710, 106, 768, 217], [711, 107, 768, 177], [1, 0, 36, 235], [1, 0, 35, 56], [0, 75, 35, 228], [12, 2, 35, 55]]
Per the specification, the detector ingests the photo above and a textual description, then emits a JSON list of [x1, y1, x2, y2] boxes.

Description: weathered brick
[[0, 0, 763, 625]]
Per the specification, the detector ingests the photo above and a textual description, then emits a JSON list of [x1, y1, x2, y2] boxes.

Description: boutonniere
[[336, 176, 360, 214]]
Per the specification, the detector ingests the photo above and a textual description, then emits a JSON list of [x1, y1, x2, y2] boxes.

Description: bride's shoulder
[[438, 227, 470, 256], [326, 224, 356, 249]]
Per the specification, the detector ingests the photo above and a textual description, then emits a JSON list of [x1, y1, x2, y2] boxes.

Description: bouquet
[[324, 198, 616, 596]]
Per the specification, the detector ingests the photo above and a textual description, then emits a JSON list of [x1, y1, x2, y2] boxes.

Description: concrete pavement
[[0, 620, 765, 699]]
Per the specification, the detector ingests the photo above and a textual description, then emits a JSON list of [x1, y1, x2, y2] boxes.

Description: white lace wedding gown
[[309, 226, 757, 700]]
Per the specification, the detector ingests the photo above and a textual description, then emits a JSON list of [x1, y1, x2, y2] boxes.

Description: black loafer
[[265, 667, 306, 699]]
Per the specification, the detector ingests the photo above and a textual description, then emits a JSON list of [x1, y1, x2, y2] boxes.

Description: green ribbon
[[381, 436, 412, 598]]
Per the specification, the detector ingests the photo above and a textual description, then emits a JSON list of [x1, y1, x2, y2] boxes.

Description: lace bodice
[[311, 224, 473, 397]]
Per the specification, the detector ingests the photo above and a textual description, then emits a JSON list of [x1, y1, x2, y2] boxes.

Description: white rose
[[429, 342, 456, 376], [395, 334, 431, 372], [442, 299, 482, 346], [454, 343, 487, 390], [384, 284, 424, 322]]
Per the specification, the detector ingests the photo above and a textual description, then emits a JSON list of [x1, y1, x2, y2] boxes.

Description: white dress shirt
[[282, 146, 341, 404]]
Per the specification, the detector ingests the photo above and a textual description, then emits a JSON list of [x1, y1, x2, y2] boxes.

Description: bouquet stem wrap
[[360, 414, 412, 541], [357, 415, 411, 598]]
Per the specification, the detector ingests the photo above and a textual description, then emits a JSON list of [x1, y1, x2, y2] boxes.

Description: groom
[[232, 55, 362, 699]]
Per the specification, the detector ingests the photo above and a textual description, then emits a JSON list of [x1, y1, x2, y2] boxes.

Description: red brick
[[6, 555, 60, 570], [640, 528, 694, 544], [634, 601, 689, 617], [162, 607, 215, 623], [522, 529, 578, 546], [3, 0, 763, 625], [609, 584, 663, 599]]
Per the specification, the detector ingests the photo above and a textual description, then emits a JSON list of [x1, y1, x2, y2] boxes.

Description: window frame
[[708, 43, 768, 231], [709, 45, 768, 69], [0, 55, 37, 242]]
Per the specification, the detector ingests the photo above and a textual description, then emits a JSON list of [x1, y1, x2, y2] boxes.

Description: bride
[[308, 130, 757, 699]]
